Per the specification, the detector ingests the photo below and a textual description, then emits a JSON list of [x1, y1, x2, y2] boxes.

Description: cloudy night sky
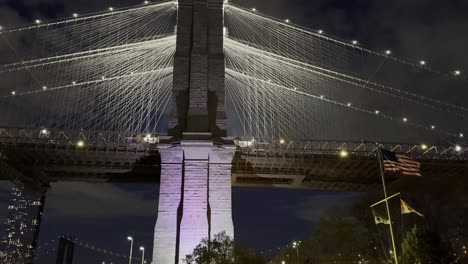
[[1, 0, 468, 263]]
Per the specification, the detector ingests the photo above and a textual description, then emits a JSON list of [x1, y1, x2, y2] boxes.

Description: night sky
[[1, 0, 468, 263]]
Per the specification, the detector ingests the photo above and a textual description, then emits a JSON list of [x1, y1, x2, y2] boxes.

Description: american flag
[[381, 149, 421, 176]]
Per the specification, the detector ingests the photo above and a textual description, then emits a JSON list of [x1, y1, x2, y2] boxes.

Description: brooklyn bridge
[[0, 0, 467, 263]]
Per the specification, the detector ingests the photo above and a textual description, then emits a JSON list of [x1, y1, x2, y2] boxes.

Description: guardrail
[[0, 128, 466, 160]]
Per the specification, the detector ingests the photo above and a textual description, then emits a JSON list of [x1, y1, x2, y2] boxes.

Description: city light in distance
[[375, 110, 380, 114], [347, 103, 352, 107], [73, 13, 78, 18], [454, 70, 461, 76], [385, 50, 392, 55], [419, 60, 426, 66], [72, 81, 77, 85], [431, 125, 436, 130], [285, 19, 290, 23], [421, 144, 428, 150], [42, 86, 47, 90], [144, 1, 150, 4], [352, 40, 358, 45], [280, 139, 285, 144], [460, 133, 464, 138], [35, 19, 41, 24], [403, 117, 408, 122], [455, 145, 462, 152], [109, 7, 114, 11], [40, 128, 48, 135], [318, 29, 323, 34], [252, 8, 256, 11], [11, 91, 16, 95]]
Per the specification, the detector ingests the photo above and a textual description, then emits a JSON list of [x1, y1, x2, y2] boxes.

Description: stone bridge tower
[[153, 0, 234, 263]]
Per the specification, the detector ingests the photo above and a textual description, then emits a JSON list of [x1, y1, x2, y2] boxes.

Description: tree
[[184, 232, 267, 264], [184, 232, 234, 264], [401, 225, 457, 264]]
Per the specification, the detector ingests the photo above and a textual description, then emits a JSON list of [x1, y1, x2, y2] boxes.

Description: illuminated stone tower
[[153, 0, 234, 263]]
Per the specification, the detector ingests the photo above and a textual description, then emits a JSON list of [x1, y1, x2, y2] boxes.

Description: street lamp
[[139, 246, 145, 264], [292, 241, 300, 263], [127, 236, 134, 264]]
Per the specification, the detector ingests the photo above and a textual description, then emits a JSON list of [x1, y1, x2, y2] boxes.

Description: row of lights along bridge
[[35, 128, 466, 154]]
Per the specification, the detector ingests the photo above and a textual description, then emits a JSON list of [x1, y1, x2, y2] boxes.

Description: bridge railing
[[0, 128, 467, 160], [0, 127, 157, 152], [234, 138, 468, 160]]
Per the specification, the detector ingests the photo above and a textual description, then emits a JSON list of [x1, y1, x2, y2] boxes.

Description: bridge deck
[[1, 128, 467, 192]]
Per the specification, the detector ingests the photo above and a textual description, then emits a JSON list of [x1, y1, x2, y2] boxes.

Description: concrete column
[[153, 148, 184, 264], [209, 147, 235, 238], [178, 141, 212, 263], [153, 142, 235, 264]]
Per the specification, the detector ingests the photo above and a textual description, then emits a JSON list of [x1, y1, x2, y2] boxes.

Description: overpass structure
[[0, 0, 467, 263]]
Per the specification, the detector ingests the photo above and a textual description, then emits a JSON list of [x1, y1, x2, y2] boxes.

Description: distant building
[[0, 181, 46, 264]]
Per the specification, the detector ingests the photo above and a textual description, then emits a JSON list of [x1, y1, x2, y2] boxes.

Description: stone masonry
[[153, 0, 232, 263]]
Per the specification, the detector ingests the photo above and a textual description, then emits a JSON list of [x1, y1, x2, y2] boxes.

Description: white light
[[35, 19, 41, 24], [421, 144, 428, 150], [375, 110, 380, 114], [144, 1, 149, 4], [419, 60, 426, 65], [403, 117, 408, 122], [320, 95, 324, 99], [73, 13, 78, 18], [40, 129, 48, 135], [352, 40, 358, 45], [280, 139, 285, 144], [130, 71, 134, 75], [318, 29, 324, 34], [385, 50, 392, 55], [76, 140, 85, 148], [139, 246, 144, 251], [101, 76, 106, 80], [285, 19, 290, 23], [42, 86, 47, 90], [454, 70, 461, 76], [431, 125, 436, 130], [252, 8, 256, 11], [223, 27, 228, 36], [109, 7, 114, 11], [72, 81, 77, 85], [347, 103, 352, 107], [0, 26, 3, 31], [11, 91, 16, 95], [339, 149, 349, 158], [146, 133, 152, 138], [455, 145, 462, 152], [127, 236, 133, 241], [460, 133, 464, 138]]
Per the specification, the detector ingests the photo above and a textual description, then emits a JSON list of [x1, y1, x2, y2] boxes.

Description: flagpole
[[377, 147, 399, 264]]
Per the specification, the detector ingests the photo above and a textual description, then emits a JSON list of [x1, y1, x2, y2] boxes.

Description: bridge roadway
[[1, 128, 467, 192]]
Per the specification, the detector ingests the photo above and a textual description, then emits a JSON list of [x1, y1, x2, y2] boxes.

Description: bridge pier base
[[153, 140, 235, 264]]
